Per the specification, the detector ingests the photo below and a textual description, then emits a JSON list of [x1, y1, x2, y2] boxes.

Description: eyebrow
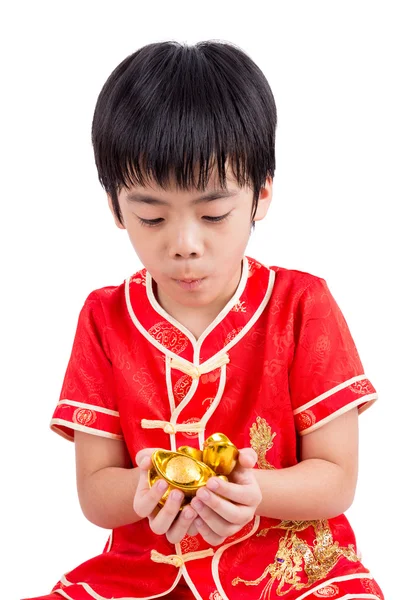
[[124, 189, 239, 206]]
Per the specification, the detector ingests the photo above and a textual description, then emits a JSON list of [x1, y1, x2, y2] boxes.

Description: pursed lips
[[174, 276, 206, 281]]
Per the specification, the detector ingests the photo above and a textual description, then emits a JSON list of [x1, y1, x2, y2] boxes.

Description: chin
[[178, 294, 211, 307]]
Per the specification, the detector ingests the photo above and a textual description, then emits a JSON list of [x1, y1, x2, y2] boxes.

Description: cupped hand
[[190, 448, 262, 546], [134, 448, 198, 543]]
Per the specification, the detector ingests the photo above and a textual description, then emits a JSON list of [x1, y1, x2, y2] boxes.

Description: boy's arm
[[254, 407, 359, 520], [74, 431, 142, 529], [74, 433, 198, 534]]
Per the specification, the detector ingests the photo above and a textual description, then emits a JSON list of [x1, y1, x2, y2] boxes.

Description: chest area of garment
[[110, 308, 298, 466], [114, 306, 293, 397]]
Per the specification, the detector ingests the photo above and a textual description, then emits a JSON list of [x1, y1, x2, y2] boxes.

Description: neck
[[155, 261, 243, 332]]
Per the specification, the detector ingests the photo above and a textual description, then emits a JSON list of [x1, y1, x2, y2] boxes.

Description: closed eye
[[137, 217, 164, 227], [203, 212, 231, 223]]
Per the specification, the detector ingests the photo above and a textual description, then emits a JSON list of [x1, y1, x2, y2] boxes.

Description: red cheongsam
[[24, 256, 385, 600]]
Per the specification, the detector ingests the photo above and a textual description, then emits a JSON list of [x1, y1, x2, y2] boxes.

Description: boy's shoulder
[[79, 267, 146, 316], [271, 264, 326, 284], [252, 257, 327, 292], [248, 258, 333, 316]]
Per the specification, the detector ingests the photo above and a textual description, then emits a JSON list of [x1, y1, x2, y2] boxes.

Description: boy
[[26, 40, 384, 600]]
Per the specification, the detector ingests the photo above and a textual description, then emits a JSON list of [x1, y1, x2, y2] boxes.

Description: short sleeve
[[50, 290, 123, 442], [289, 276, 378, 435]]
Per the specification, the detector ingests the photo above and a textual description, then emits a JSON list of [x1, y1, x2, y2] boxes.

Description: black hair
[[91, 40, 277, 227]]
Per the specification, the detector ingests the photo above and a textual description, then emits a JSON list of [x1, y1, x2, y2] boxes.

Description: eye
[[137, 217, 164, 227], [203, 212, 231, 223]]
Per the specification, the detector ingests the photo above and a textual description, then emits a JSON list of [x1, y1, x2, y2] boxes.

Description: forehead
[[121, 165, 246, 204]]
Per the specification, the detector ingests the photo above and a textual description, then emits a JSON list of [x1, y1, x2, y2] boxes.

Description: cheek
[[216, 219, 250, 249], [127, 229, 154, 260]]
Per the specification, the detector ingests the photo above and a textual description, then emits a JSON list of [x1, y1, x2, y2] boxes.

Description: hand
[[190, 448, 261, 546], [134, 448, 198, 544]]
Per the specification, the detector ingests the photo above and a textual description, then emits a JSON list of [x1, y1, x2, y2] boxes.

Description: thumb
[[135, 447, 160, 469], [231, 448, 258, 484], [237, 447, 257, 469]]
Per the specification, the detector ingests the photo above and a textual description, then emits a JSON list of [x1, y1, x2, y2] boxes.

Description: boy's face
[[108, 167, 272, 318]]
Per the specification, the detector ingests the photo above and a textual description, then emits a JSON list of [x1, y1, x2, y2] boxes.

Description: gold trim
[[60, 570, 183, 600], [294, 572, 376, 600], [53, 589, 75, 600], [57, 399, 120, 417], [221, 267, 275, 358], [293, 375, 370, 415], [197, 363, 228, 449], [145, 257, 250, 352], [50, 420, 123, 441], [195, 256, 249, 347], [211, 516, 260, 600]]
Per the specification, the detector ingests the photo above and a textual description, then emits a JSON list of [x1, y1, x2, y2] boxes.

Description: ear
[[253, 177, 273, 222], [107, 194, 125, 230]]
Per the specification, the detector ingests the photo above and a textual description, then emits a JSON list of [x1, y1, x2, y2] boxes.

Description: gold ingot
[[202, 433, 239, 476], [177, 446, 204, 462], [149, 450, 216, 508]]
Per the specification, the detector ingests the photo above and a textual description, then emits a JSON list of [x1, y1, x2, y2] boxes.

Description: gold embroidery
[[232, 300, 247, 312], [209, 592, 223, 600], [232, 520, 358, 598], [130, 270, 146, 286], [224, 327, 244, 345], [250, 417, 276, 469]]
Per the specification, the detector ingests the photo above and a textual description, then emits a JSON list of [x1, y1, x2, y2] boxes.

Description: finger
[[194, 517, 227, 547], [228, 452, 260, 488], [137, 455, 152, 471], [166, 505, 198, 544], [149, 489, 186, 535], [135, 447, 160, 467], [204, 475, 261, 507], [191, 497, 239, 539], [135, 459, 158, 498], [195, 487, 255, 526], [230, 448, 258, 484], [134, 472, 169, 518], [187, 522, 199, 536], [237, 448, 258, 469]]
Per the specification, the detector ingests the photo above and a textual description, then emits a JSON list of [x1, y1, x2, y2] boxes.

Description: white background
[[1, 1, 398, 598]]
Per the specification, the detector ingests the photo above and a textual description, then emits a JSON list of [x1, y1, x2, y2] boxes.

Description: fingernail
[[171, 489, 184, 501], [207, 478, 219, 491], [195, 517, 203, 528], [157, 479, 168, 492], [198, 488, 210, 500], [192, 499, 203, 511], [183, 507, 195, 519]]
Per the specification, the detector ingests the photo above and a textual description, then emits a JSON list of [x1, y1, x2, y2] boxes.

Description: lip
[[173, 277, 206, 291]]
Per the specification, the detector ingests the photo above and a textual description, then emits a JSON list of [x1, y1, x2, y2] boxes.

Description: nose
[[168, 221, 204, 259]]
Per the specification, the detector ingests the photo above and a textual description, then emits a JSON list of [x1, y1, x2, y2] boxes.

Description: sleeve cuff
[[50, 400, 123, 441], [293, 375, 378, 435]]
